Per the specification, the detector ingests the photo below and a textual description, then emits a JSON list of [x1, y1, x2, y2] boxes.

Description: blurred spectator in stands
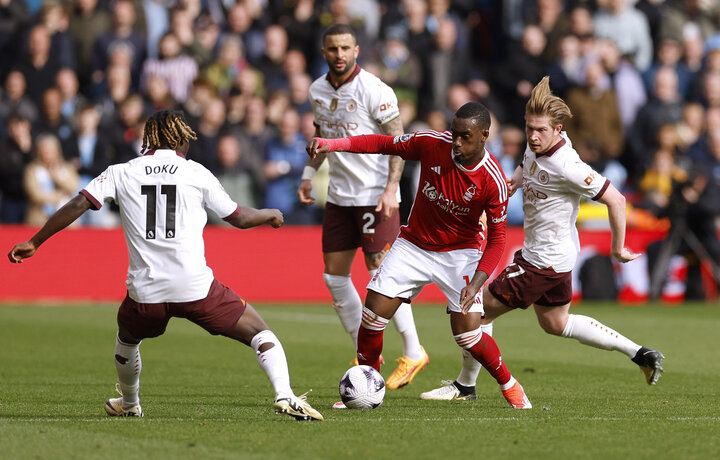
[[498, 124, 526, 225], [637, 123, 687, 215], [628, 65, 684, 181], [594, 0, 653, 72], [569, 4, 594, 38], [288, 72, 312, 115], [676, 102, 705, 153], [168, 6, 209, 68], [659, 0, 718, 44], [423, 17, 468, 113], [263, 107, 317, 224], [494, 24, 548, 128], [283, 48, 308, 79], [682, 23, 706, 75], [16, 25, 62, 108], [0, 113, 33, 223], [142, 73, 177, 112], [255, 25, 290, 93], [182, 76, 215, 125], [698, 70, 720, 109], [376, 27, 422, 108], [266, 90, 290, 127], [37, 0, 75, 70], [546, 33, 585, 98], [72, 103, 118, 226], [284, 0, 320, 68], [598, 38, 647, 134], [0, 0, 31, 81], [528, 0, 571, 63], [397, 0, 434, 71], [192, 97, 227, 172], [56, 68, 85, 122], [643, 36, 693, 98], [0, 70, 38, 130], [236, 96, 273, 172], [226, 67, 263, 124], [565, 59, 625, 162], [33, 87, 77, 161], [94, 64, 132, 124], [195, 13, 222, 63], [109, 93, 145, 163], [141, 32, 198, 105], [206, 134, 259, 225], [90, 0, 146, 91], [203, 33, 246, 98], [68, 0, 111, 90], [224, 2, 265, 64], [140, 0, 169, 61], [23, 133, 79, 227]]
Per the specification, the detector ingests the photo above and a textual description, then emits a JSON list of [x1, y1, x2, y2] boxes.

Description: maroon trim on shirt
[[223, 205, 241, 222], [79, 190, 102, 210], [325, 65, 362, 89], [592, 178, 611, 201], [143, 149, 186, 158], [536, 138, 566, 158]]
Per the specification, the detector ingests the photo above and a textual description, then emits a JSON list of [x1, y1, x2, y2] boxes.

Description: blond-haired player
[[421, 77, 664, 401]]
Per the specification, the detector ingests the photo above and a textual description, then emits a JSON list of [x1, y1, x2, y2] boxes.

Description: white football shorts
[[367, 237, 484, 313]]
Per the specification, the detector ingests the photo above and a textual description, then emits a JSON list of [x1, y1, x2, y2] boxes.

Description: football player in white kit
[[297, 24, 428, 399], [421, 77, 664, 402], [8, 110, 323, 421]]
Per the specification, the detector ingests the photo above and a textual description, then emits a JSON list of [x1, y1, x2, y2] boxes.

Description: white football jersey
[[520, 133, 610, 272], [310, 67, 401, 206], [82, 149, 239, 303]]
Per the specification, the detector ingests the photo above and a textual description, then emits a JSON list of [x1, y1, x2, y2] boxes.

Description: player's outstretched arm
[[507, 165, 523, 197], [598, 184, 641, 263], [8, 194, 92, 263], [227, 207, 284, 229]]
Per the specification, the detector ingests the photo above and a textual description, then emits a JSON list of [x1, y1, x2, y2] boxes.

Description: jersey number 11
[[141, 184, 177, 239]]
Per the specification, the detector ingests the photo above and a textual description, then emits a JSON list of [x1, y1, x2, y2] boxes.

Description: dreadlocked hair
[[525, 76, 572, 127], [142, 110, 197, 153]]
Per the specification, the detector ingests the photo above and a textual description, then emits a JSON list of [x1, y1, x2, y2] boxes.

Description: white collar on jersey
[[451, 147, 489, 173], [144, 149, 186, 158]]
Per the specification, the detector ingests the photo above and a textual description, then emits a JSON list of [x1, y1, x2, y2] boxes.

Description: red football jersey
[[335, 130, 508, 275]]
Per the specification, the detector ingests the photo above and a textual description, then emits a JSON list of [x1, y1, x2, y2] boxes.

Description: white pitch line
[[4, 416, 720, 423]]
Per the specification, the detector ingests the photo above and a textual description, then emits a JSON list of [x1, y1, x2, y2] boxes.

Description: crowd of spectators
[[1, 0, 719, 230]]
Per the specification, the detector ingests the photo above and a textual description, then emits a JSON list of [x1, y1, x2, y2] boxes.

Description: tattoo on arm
[[367, 249, 389, 268], [380, 116, 405, 185]]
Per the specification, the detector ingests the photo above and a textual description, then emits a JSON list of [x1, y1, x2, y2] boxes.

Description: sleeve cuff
[[79, 190, 102, 210], [222, 205, 241, 222], [592, 179, 611, 201]]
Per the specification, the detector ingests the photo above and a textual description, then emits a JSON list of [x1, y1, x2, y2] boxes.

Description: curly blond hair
[[142, 110, 197, 153]]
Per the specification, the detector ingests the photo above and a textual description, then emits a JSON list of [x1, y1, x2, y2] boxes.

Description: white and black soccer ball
[[338, 365, 386, 409]]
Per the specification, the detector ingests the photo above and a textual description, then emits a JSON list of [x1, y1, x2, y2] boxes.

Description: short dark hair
[[455, 102, 491, 129], [322, 24, 357, 45]]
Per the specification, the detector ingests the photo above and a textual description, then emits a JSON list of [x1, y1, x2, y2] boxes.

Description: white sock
[[500, 375, 517, 391], [114, 335, 141, 409], [391, 303, 424, 361], [561, 314, 642, 358], [251, 330, 293, 397], [324, 273, 363, 347], [456, 349, 483, 387]]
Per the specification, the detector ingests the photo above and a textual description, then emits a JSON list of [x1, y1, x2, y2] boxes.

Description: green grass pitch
[[1, 301, 719, 459]]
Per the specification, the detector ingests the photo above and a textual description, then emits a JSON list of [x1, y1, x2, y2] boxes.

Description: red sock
[[357, 325, 383, 371], [467, 333, 511, 386]]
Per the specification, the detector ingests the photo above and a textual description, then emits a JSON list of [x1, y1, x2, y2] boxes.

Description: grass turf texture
[[1, 302, 718, 459]]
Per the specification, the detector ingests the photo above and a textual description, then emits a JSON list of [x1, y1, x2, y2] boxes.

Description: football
[[338, 365, 386, 409]]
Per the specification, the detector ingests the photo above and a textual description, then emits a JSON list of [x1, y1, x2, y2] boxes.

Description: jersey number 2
[[141, 184, 176, 239]]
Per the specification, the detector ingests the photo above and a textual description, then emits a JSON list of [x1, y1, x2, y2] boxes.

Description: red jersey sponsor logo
[[421, 181, 470, 217]]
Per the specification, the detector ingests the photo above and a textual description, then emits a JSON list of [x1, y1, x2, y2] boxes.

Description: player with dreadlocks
[[8, 109, 324, 421]]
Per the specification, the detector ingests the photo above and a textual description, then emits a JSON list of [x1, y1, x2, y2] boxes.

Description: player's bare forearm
[[306, 151, 326, 169], [380, 116, 405, 189], [229, 207, 284, 229], [599, 184, 640, 262], [8, 194, 91, 263], [508, 166, 523, 196]]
